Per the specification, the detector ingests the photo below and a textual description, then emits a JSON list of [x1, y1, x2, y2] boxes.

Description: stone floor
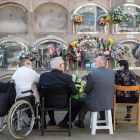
[[0, 107, 140, 140]]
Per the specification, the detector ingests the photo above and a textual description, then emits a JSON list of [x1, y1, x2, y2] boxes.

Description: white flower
[[104, 51, 110, 55], [22, 55, 25, 58], [77, 79, 81, 83], [72, 74, 76, 82], [81, 81, 86, 86]]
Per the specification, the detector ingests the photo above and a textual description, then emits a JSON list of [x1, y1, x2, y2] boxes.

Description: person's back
[[12, 59, 40, 99], [85, 67, 115, 112]]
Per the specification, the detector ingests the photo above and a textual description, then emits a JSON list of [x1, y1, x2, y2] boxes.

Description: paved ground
[[1, 107, 140, 140]]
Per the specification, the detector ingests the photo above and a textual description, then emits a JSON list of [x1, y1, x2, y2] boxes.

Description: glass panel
[[119, 5, 140, 32], [120, 41, 140, 67], [79, 41, 97, 67], [77, 5, 96, 32], [96, 6, 108, 33], [38, 41, 65, 68], [0, 41, 26, 68]]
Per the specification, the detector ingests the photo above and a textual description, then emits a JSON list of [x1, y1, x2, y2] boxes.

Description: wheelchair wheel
[[0, 115, 7, 132], [8, 100, 35, 139]]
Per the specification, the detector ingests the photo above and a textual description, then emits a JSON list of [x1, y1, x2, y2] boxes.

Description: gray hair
[[50, 57, 64, 69], [98, 56, 107, 66]]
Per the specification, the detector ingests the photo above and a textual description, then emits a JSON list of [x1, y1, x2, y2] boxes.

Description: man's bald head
[[95, 56, 107, 69]]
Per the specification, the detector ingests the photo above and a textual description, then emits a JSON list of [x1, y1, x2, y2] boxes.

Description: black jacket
[[38, 69, 78, 107]]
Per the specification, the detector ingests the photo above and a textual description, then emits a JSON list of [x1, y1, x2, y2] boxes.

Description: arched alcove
[[73, 2, 109, 34], [0, 3, 28, 33], [0, 38, 28, 68], [34, 3, 68, 33]]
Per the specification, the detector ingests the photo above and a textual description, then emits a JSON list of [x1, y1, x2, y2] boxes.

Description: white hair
[[98, 56, 107, 66], [50, 57, 64, 69]]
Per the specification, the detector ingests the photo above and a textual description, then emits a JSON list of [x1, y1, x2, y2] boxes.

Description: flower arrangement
[[97, 38, 114, 60], [112, 44, 130, 60], [56, 44, 67, 60], [72, 71, 86, 99], [66, 41, 81, 62], [134, 46, 140, 60], [109, 5, 126, 24], [125, 14, 135, 24], [70, 13, 83, 25], [17, 46, 40, 61], [99, 16, 108, 26], [78, 34, 114, 60]]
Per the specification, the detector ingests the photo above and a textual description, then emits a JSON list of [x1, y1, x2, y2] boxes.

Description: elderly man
[[75, 56, 115, 128], [38, 57, 83, 128]]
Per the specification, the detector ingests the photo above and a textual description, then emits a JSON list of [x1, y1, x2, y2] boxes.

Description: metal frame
[[113, 3, 140, 34], [73, 2, 109, 34], [41, 86, 72, 137]]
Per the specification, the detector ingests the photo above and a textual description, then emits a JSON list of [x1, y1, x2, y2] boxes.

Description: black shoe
[[74, 120, 84, 128], [58, 121, 69, 128], [48, 120, 56, 125], [124, 115, 131, 121]]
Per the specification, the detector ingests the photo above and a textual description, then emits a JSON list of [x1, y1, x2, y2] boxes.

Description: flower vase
[[65, 60, 69, 71], [74, 61, 79, 70], [103, 26, 107, 33], [100, 26, 104, 33], [70, 60, 75, 69], [74, 24, 78, 34], [138, 23, 140, 32], [113, 24, 119, 33]]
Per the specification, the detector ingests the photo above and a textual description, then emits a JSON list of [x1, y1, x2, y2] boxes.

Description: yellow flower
[[79, 88, 83, 93], [65, 46, 68, 49], [72, 41, 77, 46], [108, 38, 113, 44]]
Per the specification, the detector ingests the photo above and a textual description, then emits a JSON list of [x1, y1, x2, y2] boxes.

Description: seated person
[[75, 56, 115, 128], [38, 57, 83, 128], [115, 60, 138, 120], [12, 58, 40, 104]]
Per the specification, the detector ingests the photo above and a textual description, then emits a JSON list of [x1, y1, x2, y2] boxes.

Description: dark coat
[[38, 69, 78, 107], [84, 67, 115, 112]]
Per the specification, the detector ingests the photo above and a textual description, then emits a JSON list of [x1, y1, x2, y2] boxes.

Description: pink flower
[[31, 46, 34, 48], [35, 50, 38, 53], [121, 46, 124, 49], [37, 53, 40, 56], [30, 53, 33, 56]]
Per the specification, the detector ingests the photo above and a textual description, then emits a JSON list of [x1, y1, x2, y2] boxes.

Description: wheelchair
[[7, 82, 41, 139], [0, 80, 16, 132]]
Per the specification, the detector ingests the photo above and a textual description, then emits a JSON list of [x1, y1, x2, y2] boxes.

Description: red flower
[[102, 49, 105, 51], [69, 45, 73, 49], [107, 48, 109, 51], [100, 54, 102, 56], [77, 49, 80, 53]]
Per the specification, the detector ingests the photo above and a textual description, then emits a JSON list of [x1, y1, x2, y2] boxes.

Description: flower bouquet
[[97, 38, 114, 60], [56, 44, 67, 61], [112, 44, 130, 60], [125, 14, 135, 24], [72, 71, 86, 99], [109, 5, 126, 24], [66, 41, 81, 62], [70, 13, 83, 25], [134, 46, 140, 60], [17, 46, 40, 61], [99, 16, 108, 26]]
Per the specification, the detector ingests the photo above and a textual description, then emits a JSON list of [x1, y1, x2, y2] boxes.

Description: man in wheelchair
[[38, 57, 83, 128]]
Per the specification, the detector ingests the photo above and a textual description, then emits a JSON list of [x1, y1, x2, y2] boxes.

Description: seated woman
[[12, 58, 40, 104], [115, 60, 138, 120]]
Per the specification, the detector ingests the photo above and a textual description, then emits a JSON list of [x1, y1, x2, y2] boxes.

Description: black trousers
[[48, 98, 83, 122]]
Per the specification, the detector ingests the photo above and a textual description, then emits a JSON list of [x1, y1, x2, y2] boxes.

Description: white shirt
[[12, 66, 40, 99]]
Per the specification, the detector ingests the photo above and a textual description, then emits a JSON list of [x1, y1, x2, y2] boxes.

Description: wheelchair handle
[[21, 90, 33, 94]]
